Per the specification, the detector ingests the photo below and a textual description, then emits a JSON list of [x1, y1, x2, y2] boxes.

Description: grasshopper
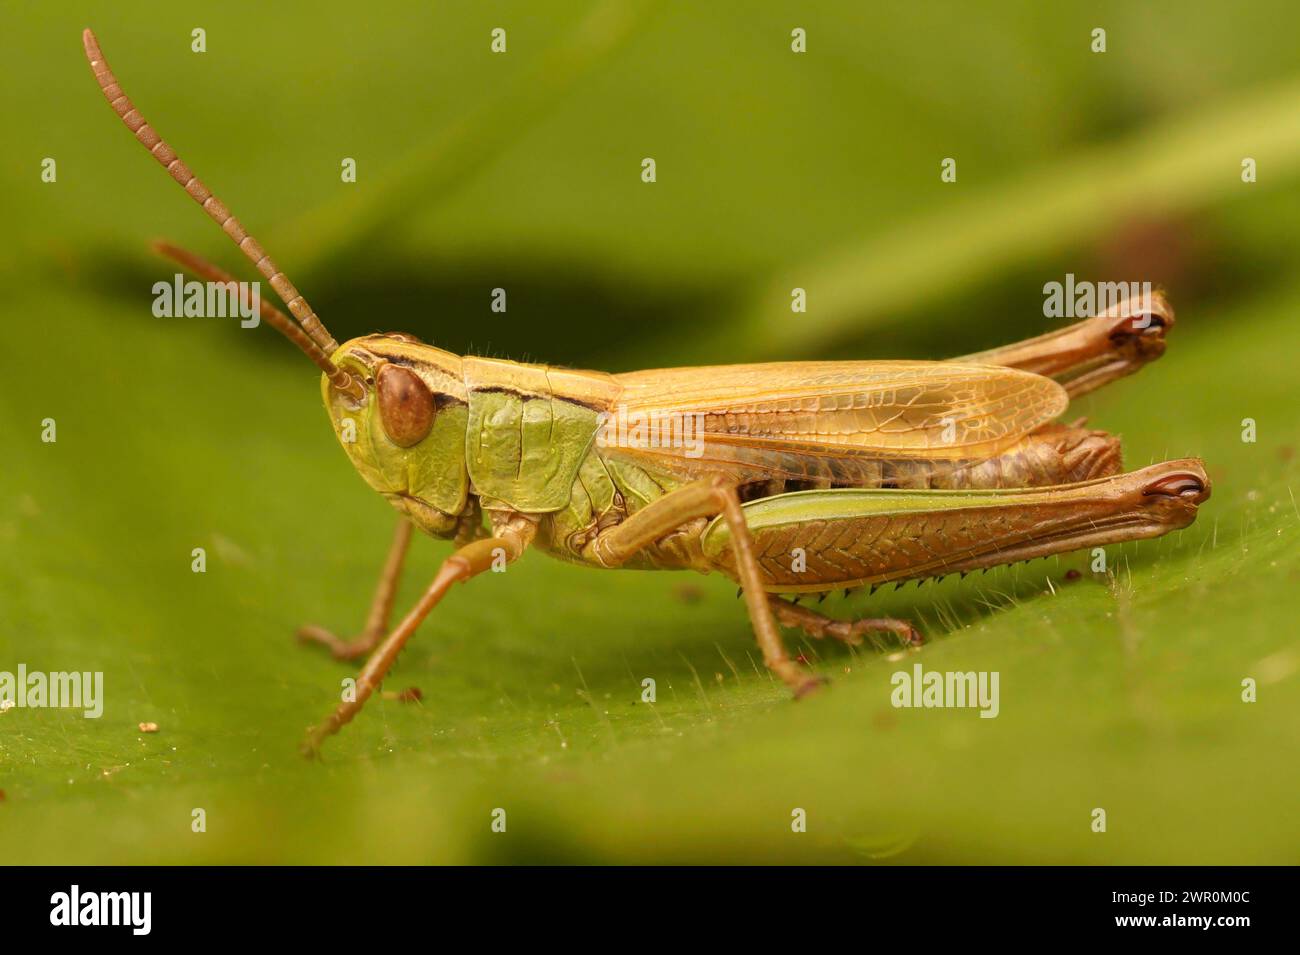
[[83, 30, 1210, 753]]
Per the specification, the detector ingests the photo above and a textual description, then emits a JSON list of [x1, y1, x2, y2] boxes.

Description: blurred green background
[[2, 0, 1297, 863]]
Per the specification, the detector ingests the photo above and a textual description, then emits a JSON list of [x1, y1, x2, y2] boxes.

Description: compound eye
[[376, 364, 435, 447]]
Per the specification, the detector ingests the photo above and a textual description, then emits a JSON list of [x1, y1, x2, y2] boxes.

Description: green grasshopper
[[84, 30, 1210, 753]]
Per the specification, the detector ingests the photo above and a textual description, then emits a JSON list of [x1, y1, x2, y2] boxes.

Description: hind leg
[[955, 292, 1173, 398]]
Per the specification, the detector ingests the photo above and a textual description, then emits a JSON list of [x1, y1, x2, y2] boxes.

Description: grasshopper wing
[[610, 361, 1068, 470]]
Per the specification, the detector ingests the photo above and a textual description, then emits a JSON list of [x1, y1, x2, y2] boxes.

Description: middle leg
[[588, 476, 824, 697], [767, 595, 921, 648]]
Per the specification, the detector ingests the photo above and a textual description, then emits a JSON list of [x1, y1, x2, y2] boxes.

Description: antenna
[[82, 29, 360, 397]]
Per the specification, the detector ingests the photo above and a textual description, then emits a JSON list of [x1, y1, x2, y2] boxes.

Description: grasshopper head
[[324, 334, 471, 537], [78, 31, 476, 538]]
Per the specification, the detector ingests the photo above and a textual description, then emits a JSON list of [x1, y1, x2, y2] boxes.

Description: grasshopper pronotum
[[83, 30, 1210, 753]]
